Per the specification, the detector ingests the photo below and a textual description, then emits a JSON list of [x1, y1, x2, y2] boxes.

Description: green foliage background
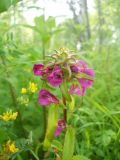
[[0, 0, 120, 160]]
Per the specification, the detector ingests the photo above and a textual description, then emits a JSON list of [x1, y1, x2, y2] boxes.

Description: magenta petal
[[69, 84, 85, 96], [71, 60, 87, 73], [33, 64, 44, 76], [79, 79, 93, 88], [78, 60, 87, 68], [55, 127, 63, 137], [84, 68, 94, 77], [79, 68, 94, 88], [38, 89, 59, 106], [70, 65, 79, 73], [47, 65, 63, 87], [55, 119, 65, 137]]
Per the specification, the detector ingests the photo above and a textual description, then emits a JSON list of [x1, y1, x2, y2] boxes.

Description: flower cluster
[[33, 48, 94, 136], [21, 81, 38, 94], [29, 82, 38, 93], [19, 81, 38, 107], [33, 48, 94, 106], [1, 140, 19, 155], [0, 110, 18, 122]]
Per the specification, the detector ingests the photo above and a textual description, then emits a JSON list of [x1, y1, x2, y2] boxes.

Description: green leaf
[[34, 16, 45, 33], [71, 155, 90, 160], [62, 127, 75, 160], [60, 81, 71, 102], [52, 140, 63, 151], [0, 0, 21, 13], [46, 16, 56, 30], [43, 104, 58, 150], [75, 73, 94, 81], [68, 95, 75, 112]]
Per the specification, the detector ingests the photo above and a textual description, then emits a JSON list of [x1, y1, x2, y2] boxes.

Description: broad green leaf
[[62, 127, 75, 160], [43, 104, 58, 150]]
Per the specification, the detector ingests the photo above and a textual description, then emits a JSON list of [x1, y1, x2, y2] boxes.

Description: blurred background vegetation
[[0, 0, 120, 160]]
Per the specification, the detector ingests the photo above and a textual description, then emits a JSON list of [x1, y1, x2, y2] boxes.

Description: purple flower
[[33, 64, 45, 76], [70, 60, 87, 73], [78, 60, 87, 68], [70, 65, 79, 73], [38, 89, 59, 106], [70, 60, 94, 96], [69, 84, 85, 96], [47, 65, 63, 87], [78, 68, 94, 88], [55, 119, 65, 137]]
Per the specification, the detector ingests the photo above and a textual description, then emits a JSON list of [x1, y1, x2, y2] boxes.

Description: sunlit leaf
[[62, 127, 75, 160]]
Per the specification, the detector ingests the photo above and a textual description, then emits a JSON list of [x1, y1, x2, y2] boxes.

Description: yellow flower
[[0, 110, 18, 122], [29, 82, 38, 93], [9, 142, 19, 153], [1, 114, 10, 122], [10, 112, 18, 120], [2, 141, 19, 154], [21, 88, 27, 94]]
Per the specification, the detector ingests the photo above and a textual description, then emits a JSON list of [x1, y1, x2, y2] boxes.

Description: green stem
[[62, 95, 67, 125], [64, 108, 67, 125], [38, 39, 47, 159], [41, 44, 47, 139]]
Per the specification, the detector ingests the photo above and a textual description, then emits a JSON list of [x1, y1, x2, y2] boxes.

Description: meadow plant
[[33, 48, 94, 159]]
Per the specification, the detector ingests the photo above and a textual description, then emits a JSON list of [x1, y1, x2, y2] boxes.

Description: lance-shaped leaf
[[68, 95, 75, 112], [67, 96, 75, 121], [60, 81, 71, 102], [62, 127, 75, 160], [43, 104, 58, 150]]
